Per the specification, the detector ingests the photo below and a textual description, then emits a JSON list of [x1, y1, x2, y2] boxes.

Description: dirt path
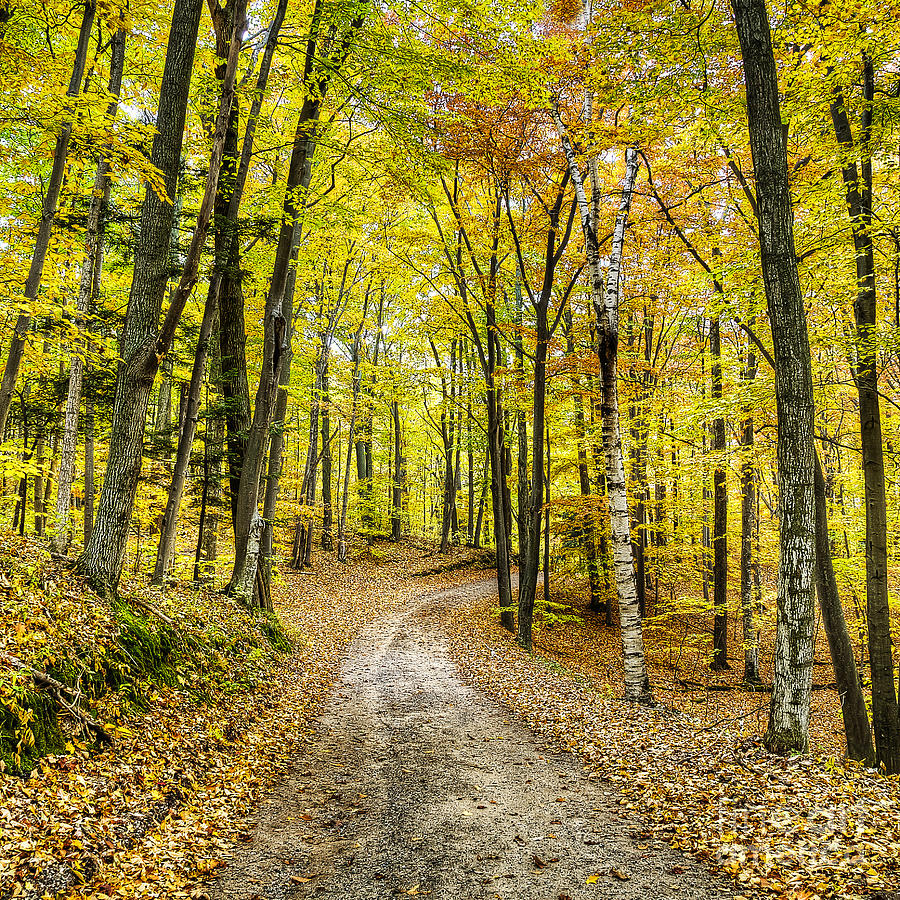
[[209, 580, 734, 900]]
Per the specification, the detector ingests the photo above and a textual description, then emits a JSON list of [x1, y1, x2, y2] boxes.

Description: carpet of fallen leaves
[[0, 536, 487, 900], [443, 584, 900, 900]]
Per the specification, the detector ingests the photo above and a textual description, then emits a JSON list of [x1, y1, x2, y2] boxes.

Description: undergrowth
[[0, 535, 289, 774]]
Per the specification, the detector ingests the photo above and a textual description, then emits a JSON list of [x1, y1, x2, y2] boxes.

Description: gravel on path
[[209, 581, 735, 900]]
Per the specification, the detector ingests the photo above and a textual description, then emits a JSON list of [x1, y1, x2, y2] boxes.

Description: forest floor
[[3, 541, 900, 900]]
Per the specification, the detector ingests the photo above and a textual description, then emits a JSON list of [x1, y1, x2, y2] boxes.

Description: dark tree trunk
[[338, 315, 366, 563], [474, 452, 488, 550], [543, 424, 550, 606], [83, 393, 95, 544], [514, 181, 575, 650], [201, 400, 225, 577], [829, 67, 900, 774], [76, 0, 211, 591], [486, 295, 514, 630], [194, 429, 210, 583], [710, 314, 729, 670], [515, 276, 530, 565], [229, 0, 367, 597], [740, 343, 761, 684], [516, 299, 547, 651], [151, 271, 219, 584], [467, 381, 475, 546], [321, 352, 334, 550], [814, 453, 875, 764], [217, 0, 288, 530], [391, 396, 402, 542], [733, 0, 818, 753], [261, 229, 310, 583]]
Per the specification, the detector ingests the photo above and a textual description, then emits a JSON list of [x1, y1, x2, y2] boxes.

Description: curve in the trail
[[210, 580, 734, 900]]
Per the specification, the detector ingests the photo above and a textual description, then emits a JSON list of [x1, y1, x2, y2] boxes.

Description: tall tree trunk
[[0, 0, 96, 436], [566, 310, 603, 612], [437, 342, 456, 554], [261, 300, 297, 576], [829, 68, 900, 774], [194, 427, 211, 583], [516, 299, 548, 651], [216, 0, 289, 530], [733, 0, 818, 753], [515, 274, 530, 564], [514, 182, 575, 649], [553, 113, 650, 702], [710, 313, 729, 669], [629, 399, 648, 619], [543, 424, 551, 606], [814, 453, 875, 764], [338, 314, 366, 563], [740, 342, 761, 684], [467, 380, 475, 546], [151, 274, 219, 584], [201, 392, 225, 577], [228, 4, 366, 596], [474, 451, 488, 550], [391, 394, 402, 542], [321, 351, 334, 550], [52, 28, 125, 555], [33, 432, 45, 536], [297, 349, 320, 569], [487, 295, 514, 630], [83, 392, 95, 544], [76, 0, 243, 591]]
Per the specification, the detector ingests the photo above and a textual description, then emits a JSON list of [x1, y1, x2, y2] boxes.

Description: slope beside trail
[[209, 579, 734, 900]]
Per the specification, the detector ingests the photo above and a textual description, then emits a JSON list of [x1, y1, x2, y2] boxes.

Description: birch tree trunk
[[553, 109, 650, 702], [732, 0, 817, 753]]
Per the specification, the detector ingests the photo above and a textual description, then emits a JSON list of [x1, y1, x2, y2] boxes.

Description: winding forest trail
[[209, 579, 734, 900]]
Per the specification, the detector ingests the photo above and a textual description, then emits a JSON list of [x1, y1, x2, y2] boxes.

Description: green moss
[[256, 611, 292, 652], [0, 690, 64, 774]]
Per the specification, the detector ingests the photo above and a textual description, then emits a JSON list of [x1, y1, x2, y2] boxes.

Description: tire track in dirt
[[209, 579, 735, 900]]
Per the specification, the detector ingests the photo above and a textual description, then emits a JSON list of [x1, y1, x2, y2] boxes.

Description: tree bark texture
[[710, 314, 729, 669], [740, 345, 761, 684], [321, 351, 335, 550], [733, 0, 818, 753]]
